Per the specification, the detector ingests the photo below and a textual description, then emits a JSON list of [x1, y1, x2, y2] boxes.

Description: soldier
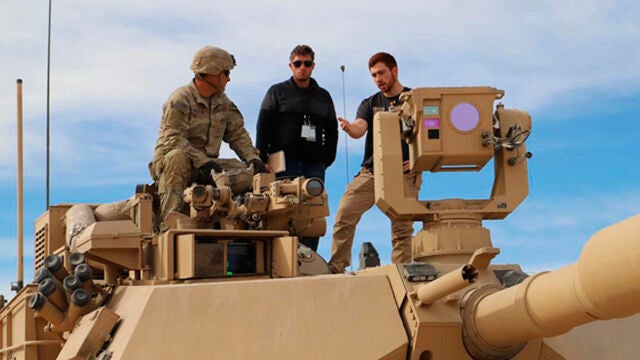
[[150, 45, 267, 229], [255, 44, 338, 251], [328, 52, 422, 273]]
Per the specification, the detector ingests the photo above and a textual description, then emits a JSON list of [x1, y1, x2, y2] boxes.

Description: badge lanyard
[[301, 114, 316, 142]]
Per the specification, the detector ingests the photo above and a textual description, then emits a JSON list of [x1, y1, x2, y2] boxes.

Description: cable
[[340, 65, 349, 183]]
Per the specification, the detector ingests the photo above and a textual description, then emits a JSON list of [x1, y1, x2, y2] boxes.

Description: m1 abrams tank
[[1, 87, 639, 360]]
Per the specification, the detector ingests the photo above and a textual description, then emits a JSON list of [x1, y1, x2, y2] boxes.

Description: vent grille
[[34, 223, 48, 271]]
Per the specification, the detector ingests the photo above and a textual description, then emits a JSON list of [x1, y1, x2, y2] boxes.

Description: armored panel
[[0, 285, 59, 360], [104, 275, 407, 360], [33, 205, 72, 272], [175, 234, 268, 279], [400, 87, 504, 172], [176, 234, 225, 279]]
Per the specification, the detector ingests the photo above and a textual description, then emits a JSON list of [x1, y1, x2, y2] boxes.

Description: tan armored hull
[[68, 276, 407, 360]]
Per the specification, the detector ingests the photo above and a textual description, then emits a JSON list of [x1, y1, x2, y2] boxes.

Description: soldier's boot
[[159, 189, 185, 231], [165, 211, 193, 230]]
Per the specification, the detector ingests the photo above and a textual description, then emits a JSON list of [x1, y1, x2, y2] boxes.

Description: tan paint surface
[[105, 275, 407, 360]]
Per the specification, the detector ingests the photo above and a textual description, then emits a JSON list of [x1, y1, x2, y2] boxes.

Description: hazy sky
[[1, 0, 639, 299]]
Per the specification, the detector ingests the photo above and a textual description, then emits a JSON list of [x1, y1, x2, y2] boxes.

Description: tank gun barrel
[[461, 214, 640, 358]]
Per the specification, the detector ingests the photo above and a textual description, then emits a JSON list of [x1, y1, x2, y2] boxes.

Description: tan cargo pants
[[328, 168, 422, 273]]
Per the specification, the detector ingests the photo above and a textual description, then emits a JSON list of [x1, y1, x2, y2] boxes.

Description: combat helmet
[[190, 46, 236, 75]]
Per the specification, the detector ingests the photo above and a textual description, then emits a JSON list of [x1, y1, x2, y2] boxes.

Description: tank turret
[[1, 87, 638, 360], [361, 87, 640, 359]]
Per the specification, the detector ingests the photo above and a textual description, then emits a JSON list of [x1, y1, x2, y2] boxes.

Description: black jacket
[[256, 77, 338, 167]]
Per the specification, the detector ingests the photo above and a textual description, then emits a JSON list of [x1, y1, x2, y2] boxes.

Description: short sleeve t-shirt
[[357, 87, 411, 171]]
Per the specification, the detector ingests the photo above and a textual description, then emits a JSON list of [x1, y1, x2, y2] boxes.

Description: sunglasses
[[222, 69, 230, 77], [292, 60, 313, 68]]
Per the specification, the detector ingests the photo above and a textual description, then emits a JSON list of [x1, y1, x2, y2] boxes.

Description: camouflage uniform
[[151, 72, 260, 226]]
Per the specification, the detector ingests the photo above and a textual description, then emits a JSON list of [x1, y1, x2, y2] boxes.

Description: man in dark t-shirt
[[328, 52, 422, 274]]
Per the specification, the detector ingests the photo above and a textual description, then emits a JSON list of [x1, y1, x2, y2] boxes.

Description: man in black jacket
[[256, 44, 338, 251]]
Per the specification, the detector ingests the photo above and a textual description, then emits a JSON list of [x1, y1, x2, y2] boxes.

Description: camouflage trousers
[[151, 149, 192, 227], [150, 151, 249, 229], [328, 168, 422, 273]]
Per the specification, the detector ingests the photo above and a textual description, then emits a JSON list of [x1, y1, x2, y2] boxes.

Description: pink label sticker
[[423, 118, 440, 128]]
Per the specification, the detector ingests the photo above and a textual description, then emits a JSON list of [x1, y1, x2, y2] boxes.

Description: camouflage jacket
[[152, 81, 259, 173]]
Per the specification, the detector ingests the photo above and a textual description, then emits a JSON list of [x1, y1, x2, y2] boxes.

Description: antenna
[[340, 65, 349, 183], [11, 79, 24, 293], [46, 0, 52, 209]]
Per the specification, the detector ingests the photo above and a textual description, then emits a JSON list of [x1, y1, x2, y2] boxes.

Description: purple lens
[[450, 102, 480, 132]]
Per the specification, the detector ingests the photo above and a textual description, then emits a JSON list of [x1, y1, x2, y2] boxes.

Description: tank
[[1, 87, 639, 360]]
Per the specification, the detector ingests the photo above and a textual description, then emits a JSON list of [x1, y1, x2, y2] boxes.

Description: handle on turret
[[416, 264, 478, 305]]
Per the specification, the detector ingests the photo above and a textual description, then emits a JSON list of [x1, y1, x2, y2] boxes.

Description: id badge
[[301, 124, 316, 142]]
